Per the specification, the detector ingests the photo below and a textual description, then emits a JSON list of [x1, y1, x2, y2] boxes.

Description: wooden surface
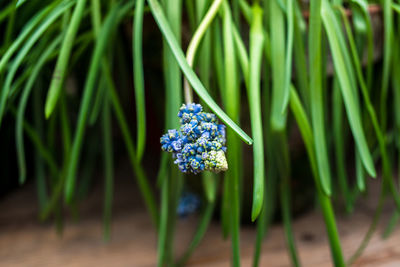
[[1, 175, 400, 267]]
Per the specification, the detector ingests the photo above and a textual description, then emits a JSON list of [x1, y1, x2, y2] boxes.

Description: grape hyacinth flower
[[160, 103, 228, 174]]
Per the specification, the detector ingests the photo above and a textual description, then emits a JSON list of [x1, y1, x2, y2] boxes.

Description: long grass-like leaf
[[211, 18, 230, 238], [249, 4, 265, 221], [0, 1, 74, 125], [65, 2, 132, 203], [45, 0, 87, 118], [309, 0, 332, 195], [183, 0, 223, 103], [88, 76, 105, 125], [102, 93, 114, 242], [293, 1, 309, 113], [221, 2, 241, 265], [274, 131, 300, 267], [332, 82, 352, 211], [380, 0, 393, 131], [158, 0, 183, 264], [157, 176, 169, 267], [32, 83, 48, 210], [105, 61, 159, 225], [194, 0, 219, 205], [349, 0, 374, 90], [233, 26, 249, 87], [269, 0, 287, 130], [280, 0, 294, 114], [0, 1, 63, 71], [133, 0, 146, 161], [10, 106, 59, 178], [253, 159, 277, 267], [321, 0, 376, 178], [223, 1, 241, 267], [147, 0, 253, 145], [87, 0, 114, 241], [289, 87, 345, 266], [339, 6, 400, 209], [16, 36, 61, 184], [212, 19, 225, 100], [355, 151, 366, 191], [393, 3, 400, 13]]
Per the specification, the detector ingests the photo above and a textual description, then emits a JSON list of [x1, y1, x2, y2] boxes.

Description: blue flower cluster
[[160, 103, 228, 174]]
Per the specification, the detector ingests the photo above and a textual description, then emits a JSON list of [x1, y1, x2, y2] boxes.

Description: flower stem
[[184, 0, 224, 104]]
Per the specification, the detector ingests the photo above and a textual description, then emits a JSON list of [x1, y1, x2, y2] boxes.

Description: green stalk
[[88, 76, 105, 125], [133, 0, 146, 161], [385, 31, 400, 239], [233, 25, 249, 87], [216, 5, 228, 240], [355, 151, 366, 192], [221, 169, 230, 238], [248, 4, 265, 221], [104, 59, 158, 226], [212, 19, 225, 101], [332, 81, 352, 212], [0, 3, 16, 25], [221, 2, 241, 266], [253, 163, 277, 267], [10, 106, 59, 178], [309, 0, 331, 195], [158, 0, 183, 264], [293, 1, 309, 113], [88, 0, 104, 126], [102, 91, 114, 242], [4, 0, 17, 49], [64, 2, 132, 203], [183, 0, 223, 103], [253, 27, 275, 266], [60, 93, 71, 161], [16, 36, 61, 184], [45, 0, 87, 118], [0, 1, 74, 125], [393, 3, 400, 13], [194, 0, 218, 204], [349, 0, 374, 90], [269, 0, 287, 130], [147, 0, 253, 145], [0, 2, 60, 72], [281, 0, 294, 114], [185, 0, 196, 31], [380, 0, 393, 131], [157, 176, 170, 267], [278, 133, 300, 267], [321, 0, 376, 178], [89, 0, 114, 240], [32, 84, 48, 210], [340, 7, 400, 210], [289, 88, 345, 266]]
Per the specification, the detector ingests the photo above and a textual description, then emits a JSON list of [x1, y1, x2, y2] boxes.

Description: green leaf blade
[[45, 0, 87, 118], [249, 4, 265, 221], [149, 0, 252, 144]]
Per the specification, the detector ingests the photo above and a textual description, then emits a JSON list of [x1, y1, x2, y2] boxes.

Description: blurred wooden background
[[1, 166, 400, 267]]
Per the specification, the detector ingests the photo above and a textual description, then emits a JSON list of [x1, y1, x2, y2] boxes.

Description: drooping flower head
[[160, 103, 228, 174]]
